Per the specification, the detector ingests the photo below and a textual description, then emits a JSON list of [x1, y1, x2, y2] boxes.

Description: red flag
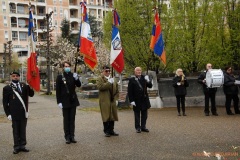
[[150, 9, 166, 65], [27, 7, 40, 91], [79, 1, 97, 71], [110, 10, 124, 73]]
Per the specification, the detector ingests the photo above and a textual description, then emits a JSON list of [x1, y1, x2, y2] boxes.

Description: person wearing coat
[[223, 66, 240, 115], [128, 67, 152, 133], [56, 61, 81, 144], [172, 68, 189, 116], [198, 63, 218, 116], [2, 71, 34, 154], [96, 65, 119, 137]]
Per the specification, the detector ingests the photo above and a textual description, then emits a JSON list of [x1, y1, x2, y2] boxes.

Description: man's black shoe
[[227, 112, 234, 115], [105, 133, 111, 137], [66, 138, 71, 144], [110, 131, 119, 136], [20, 148, 29, 152], [136, 129, 141, 133], [212, 113, 218, 116], [71, 137, 77, 143], [205, 113, 209, 116], [13, 149, 19, 154], [141, 128, 149, 132]]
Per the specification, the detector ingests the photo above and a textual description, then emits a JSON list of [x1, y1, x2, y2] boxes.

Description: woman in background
[[172, 69, 189, 116]]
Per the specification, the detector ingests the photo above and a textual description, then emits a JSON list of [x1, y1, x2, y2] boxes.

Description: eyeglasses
[[64, 66, 70, 67], [105, 70, 110, 73], [11, 75, 19, 77]]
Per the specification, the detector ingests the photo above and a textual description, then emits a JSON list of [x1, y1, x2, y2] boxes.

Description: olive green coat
[[96, 75, 119, 122]]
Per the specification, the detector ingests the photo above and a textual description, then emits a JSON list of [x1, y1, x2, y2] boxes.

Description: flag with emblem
[[110, 9, 124, 73], [27, 6, 40, 91], [79, 1, 97, 71]]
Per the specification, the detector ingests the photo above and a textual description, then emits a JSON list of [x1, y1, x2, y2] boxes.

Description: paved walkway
[[0, 83, 240, 160]]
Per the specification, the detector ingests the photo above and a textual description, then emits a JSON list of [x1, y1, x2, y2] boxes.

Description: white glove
[[108, 78, 114, 84], [7, 115, 12, 121], [145, 75, 150, 82], [130, 101, 136, 106], [177, 82, 181, 86], [116, 101, 118, 106], [73, 73, 78, 80], [26, 112, 29, 118], [58, 103, 63, 109]]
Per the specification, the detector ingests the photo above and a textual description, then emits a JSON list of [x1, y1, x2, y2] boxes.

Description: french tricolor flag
[[27, 7, 40, 91], [110, 9, 124, 73]]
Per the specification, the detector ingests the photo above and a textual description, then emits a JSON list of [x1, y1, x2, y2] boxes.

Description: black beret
[[10, 71, 20, 76], [102, 65, 110, 70]]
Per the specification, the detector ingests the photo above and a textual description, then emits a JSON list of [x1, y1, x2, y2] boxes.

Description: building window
[[5, 31, 8, 41], [54, 7, 57, 16], [59, 0, 62, 4], [60, 7, 63, 17], [19, 32, 27, 41], [17, 5, 25, 14], [54, 20, 57, 26], [53, 0, 56, 4], [12, 31, 18, 41]]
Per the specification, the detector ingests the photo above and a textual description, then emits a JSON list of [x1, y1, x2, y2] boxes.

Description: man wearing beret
[[2, 71, 34, 154], [96, 65, 119, 137]]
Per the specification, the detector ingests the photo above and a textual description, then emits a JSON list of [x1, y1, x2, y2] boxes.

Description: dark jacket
[[172, 75, 189, 96], [56, 72, 81, 108], [223, 72, 238, 95], [2, 82, 34, 120], [198, 71, 217, 93], [128, 75, 153, 111]]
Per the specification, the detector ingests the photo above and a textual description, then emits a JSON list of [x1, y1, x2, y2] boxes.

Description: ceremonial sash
[[12, 89, 28, 118]]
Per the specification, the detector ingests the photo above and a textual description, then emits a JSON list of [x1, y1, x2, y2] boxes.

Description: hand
[[108, 78, 114, 84], [130, 101, 136, 106], [203, 79, 206, 83], [7, 115, 12, 121], [144, 75, 150, 82], [58, 103, 63, 109], [177, 82, 181, 86], [116, 100, 118, 106], [73, 73, 78, 80], [26, 112, 29, 118]]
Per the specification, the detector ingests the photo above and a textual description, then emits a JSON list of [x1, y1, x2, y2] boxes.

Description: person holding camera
[[56, 61, 81, 144]]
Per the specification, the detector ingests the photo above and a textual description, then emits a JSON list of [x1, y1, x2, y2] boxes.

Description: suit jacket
[[128, 75, 152, 111], [2, 82, 34, 120], [223, 72, 238, 95], [198, 71, 217, 93], [56, 72, 81, 108]]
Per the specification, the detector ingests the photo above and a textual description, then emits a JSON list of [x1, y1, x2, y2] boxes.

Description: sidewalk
[[0, 83, 240, 160]]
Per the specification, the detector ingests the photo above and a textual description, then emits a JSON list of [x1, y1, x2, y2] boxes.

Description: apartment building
[[0, 0, 113, 78]]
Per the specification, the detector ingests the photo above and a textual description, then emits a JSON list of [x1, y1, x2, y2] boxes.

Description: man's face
[[135, 67, 142, 77], [103, 68, 111, 77], [11, 74, 20, 81], [206, 64, 212, 70]]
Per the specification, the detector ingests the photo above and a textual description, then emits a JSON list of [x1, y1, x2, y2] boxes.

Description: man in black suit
[[2, 71, 34, 154], [56, 61, 81, 144], [128, 67, 152, 133], [198, 63, 218, 116]]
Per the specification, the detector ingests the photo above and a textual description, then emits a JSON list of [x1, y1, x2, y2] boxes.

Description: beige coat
[[96, 74, 119, 122]]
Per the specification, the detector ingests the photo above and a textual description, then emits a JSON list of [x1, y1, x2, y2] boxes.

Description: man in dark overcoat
[[198, 63, 218, 116], [56, 61, 81, 144], [96, 65, 119, 137], [2, 71, 34, 154], [128, 67, 152, 133]]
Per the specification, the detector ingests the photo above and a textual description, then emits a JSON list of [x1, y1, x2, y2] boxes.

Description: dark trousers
[[204, 91, 216, 113], [103, 121, 114, 134], [12, 119, 27, 150], [176, 95, 185, 113], [225, 94, 240, 114], [62, 107, 76, 139], [134, 110, 148, 130]]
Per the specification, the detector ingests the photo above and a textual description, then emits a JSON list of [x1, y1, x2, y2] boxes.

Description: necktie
[[17, 84, 22, 93]]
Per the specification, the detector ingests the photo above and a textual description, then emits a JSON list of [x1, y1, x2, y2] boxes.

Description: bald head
[[206, 63, 212, 70], [134, 67, 142, 77]]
